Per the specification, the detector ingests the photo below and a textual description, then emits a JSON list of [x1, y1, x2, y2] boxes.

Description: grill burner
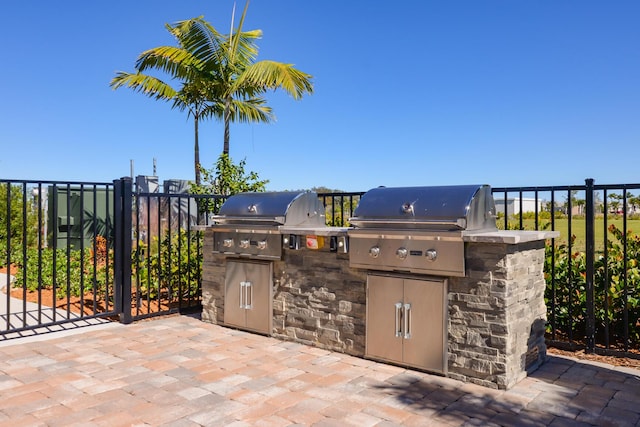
[[212, 191, 325, 259], [348, 185, 497, 276]]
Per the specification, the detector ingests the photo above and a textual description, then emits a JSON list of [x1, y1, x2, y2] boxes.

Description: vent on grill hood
[[349, 184, 497, 231]]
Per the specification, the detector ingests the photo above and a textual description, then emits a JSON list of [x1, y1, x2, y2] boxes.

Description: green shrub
[[132, 229, 202, 301], [10, 228, 201, 306], [13, 245, 112, 300], [0, 183, 39, 268], [546, 224, 640, 347]]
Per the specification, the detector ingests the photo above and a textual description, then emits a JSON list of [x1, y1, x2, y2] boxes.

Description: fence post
[[584, 178, 595, 353], [114, 177, 133, 324]]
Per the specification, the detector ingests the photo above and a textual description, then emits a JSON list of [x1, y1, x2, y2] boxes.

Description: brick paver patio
[[0, 314, 638, 426]]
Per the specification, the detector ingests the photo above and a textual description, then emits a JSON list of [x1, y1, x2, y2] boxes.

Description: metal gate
[[0, 178, 222, 338]]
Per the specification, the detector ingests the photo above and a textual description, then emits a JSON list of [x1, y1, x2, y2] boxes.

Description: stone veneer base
[[202, 228, 555, 390]]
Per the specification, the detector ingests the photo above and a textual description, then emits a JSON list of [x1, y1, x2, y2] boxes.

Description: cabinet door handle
[[394, 302, 403, 337], [246, 281, 253, 309], [403, 303, 412, 339], [240, 281, 251, 309], [239, 282, 245, 308]]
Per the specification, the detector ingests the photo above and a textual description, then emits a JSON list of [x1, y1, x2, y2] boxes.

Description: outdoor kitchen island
[[201, 187, 558, 390]]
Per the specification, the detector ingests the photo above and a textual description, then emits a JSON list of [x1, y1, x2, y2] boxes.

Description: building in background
[[163, 179, 198, 228], [494, 197, 543, 216], [47, 185, 113, 249]]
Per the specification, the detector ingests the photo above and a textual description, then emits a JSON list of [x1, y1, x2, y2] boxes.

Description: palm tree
[[110, 1, 313, 185], [628, 193, 640, 214], [110, 28, 222, 185], [212, 1, 314, 155], [608, 193, 623, 214]]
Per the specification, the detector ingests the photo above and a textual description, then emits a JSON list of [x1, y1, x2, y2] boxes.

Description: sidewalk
[[1, 275, 110, 342], [0, 314, 638, 426]]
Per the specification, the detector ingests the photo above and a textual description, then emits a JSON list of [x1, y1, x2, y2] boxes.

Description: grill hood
[[214, 191, 326, 228], [350, 184, 497, 231]]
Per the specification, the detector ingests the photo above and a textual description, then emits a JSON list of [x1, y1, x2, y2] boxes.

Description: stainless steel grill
[[350, 184, 497, 374], [348, 184, 497, 277], [213, 191, 325, 336], [212, 191, 325, 259]]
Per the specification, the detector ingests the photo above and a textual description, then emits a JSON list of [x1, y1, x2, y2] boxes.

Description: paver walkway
[[0, 314, 639, 426]]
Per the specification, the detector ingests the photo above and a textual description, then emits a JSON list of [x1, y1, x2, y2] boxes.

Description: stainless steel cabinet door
[[224, 260, 272, 335], [402, 278, 446, 372], [366, 274, 404, 364], [366, 274, 447, 374]]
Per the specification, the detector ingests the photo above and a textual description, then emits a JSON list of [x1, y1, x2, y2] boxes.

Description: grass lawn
[[498, 216, 640, 252]]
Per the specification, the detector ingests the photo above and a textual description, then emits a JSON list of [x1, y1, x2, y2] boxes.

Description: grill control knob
[[369, 246, 381, 258], [256, 240, 267, 250], [425, 249, 437, 261], [239, 239, 250, 249], [396, 247, 408, 260], [222, 238, 234, 248]]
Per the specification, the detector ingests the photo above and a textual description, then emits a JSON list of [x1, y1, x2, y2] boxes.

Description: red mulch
[[8, 287, 172, 319], [547, 346, 640, 368], [0, 265, 18, 275]]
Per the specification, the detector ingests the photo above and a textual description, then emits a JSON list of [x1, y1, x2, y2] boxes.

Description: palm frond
[[235, 61, 314, 99], [110, 72, 177, 101], [168, 17, 227, 73], [228, 29, 261, 66], [228, 2, 260, 67], [199, 102, 226, 121], [227, 97, 274, 124], [135, 46, 202, 80], [171, 80, 221, 117]]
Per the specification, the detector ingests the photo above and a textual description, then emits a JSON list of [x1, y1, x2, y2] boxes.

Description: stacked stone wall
[[447, 241, 547, 389], [272, 248, 367, 356], [201, 230, 225, 325]]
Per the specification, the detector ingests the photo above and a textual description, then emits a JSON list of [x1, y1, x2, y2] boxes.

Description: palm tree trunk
[[223, 97, 231, 155], [194, 114, 201, 186]]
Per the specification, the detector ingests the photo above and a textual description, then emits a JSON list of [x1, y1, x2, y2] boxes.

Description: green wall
[[47, 186, 113, 249]]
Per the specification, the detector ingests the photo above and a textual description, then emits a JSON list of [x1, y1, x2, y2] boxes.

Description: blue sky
[[1, 1, 639, 192]]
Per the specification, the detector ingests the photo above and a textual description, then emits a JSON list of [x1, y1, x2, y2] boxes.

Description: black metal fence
[[127, 186, 224, 322], [99, 179, 227, 323], [0, 178, 222, 335], [4, 177, 638, 358], [492, 179, 640, 358], [319, 192, 365, 226], [1, 179, 120, 335]]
